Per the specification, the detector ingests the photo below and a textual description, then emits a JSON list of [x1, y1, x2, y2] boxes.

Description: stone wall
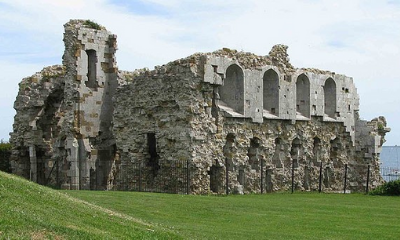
[[113, 47, 389, 194], [10, 20, 390, 194], [113, 57, 203, 191]]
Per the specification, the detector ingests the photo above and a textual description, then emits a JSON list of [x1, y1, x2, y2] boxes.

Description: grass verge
[[0, 171, 179, 239]]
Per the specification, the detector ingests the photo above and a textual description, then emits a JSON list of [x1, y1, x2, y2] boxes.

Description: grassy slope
[[1, 170, 399, 240], [68, 191, 400, 240], [0, 171, 179, 239]]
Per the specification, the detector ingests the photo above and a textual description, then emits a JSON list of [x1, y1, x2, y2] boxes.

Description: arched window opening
[[85, 49, 98, 90], [296, 74, 310, 118], [324, 78, 336, 118], [220, 64, 244, 114], [263, 69, 279, 116]]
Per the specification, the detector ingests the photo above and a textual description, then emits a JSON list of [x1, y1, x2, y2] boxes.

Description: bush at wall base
[[369, 179, 400, 196]]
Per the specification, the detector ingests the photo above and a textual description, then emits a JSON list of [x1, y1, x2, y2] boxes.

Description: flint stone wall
[[10, 20, 390, 194], [113, 48, 389, 194]]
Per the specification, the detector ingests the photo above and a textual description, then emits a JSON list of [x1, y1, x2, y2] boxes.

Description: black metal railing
[[119, 159, 190, 194]]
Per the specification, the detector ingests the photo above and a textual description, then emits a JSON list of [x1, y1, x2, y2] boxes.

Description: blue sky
[[0, 0, 399, 146]]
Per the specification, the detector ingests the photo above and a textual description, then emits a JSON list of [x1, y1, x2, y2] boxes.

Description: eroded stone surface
[[10, 20, 390, 194]]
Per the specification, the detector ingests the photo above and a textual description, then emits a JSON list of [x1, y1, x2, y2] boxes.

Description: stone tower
[[10, 20, 119, 190]]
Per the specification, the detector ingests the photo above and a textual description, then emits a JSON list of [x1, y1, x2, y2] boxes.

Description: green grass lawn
[[1, 170, 400, 240], [68, 191, 400, 239], [0, 171, 179, 239]]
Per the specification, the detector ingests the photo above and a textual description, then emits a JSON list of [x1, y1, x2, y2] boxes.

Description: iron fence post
[[343, 164, 348, 194], [291, 158, 295, 194], [186, 160, 190, 195], [260, 159, 264, 194], [366, 164, 370, 194], [139, 162, 142, 192], [265, 167, 268, 193], [318, 162, 322, 193], [225, 158, 229, 195]]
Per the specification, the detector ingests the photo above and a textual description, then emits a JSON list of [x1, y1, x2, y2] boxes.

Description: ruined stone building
[[10, 20, 390, 194]]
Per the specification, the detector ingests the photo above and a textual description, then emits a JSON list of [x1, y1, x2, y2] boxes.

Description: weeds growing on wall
[[83, 20, 103, 30]]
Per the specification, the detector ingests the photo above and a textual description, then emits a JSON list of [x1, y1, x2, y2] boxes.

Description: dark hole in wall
[[226, 133, 236, 143], [314, 137, 321, 148], [147, 133, 160, 176], [208, 165, 223, 193], [238, 169, 245, 185], [36, 148, 46, 185]]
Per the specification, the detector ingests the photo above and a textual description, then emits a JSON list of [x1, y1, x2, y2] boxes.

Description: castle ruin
[[10, 20, 390, 194]]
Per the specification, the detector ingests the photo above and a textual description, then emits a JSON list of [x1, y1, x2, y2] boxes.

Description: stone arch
[[220, 64, 244, 114], [296, 74, 310, 118], [324, 78, 336, 118], [85, 49, 99, 90], [263, 69, 279, 116]]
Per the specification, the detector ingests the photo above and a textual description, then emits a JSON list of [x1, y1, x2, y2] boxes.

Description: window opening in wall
[[219, 64, 244, 114], [263, 69, 279, 117], [147, 133, 160, 176], [85, 49, 98, 90], [324, 78, 336, 118], [296, 74, 310, 118]]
